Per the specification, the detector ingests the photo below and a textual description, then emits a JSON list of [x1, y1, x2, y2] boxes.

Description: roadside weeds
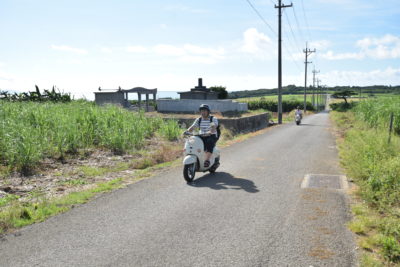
[[330, 111, 400, 266], [0, 124, 276, 235]]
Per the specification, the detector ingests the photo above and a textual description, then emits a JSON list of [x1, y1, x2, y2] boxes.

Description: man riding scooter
[[185, 104, 219, 168], [295, 106, 303, 119], [295, 106, 303, 125]]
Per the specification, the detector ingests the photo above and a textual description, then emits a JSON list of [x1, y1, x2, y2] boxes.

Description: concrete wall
[[157, 99, 248, 113], [170, 113, 270, 134], [179, 91, 218, 100], [95, 92, 126, 106]]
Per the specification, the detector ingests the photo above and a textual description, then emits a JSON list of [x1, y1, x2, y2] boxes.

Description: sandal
[[204, 160, 210, 168]]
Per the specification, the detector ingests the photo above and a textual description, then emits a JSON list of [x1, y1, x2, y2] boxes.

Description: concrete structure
[[167, 113, 270, 134], [157, 99, 248, 113], [178, 78, 218, 100], [94, 87, 157, 111]]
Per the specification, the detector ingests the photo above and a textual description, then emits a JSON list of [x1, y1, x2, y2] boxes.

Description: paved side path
[[0, 112, 356, 267]]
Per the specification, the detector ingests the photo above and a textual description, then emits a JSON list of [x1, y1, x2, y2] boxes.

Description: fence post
[[388, 112, 394, 144]]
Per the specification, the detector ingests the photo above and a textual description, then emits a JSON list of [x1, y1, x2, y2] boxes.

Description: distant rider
[[185, 104, 219, 168], [295, 106, 303, 119]]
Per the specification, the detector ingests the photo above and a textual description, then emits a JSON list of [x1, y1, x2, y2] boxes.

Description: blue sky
[[0, 0, 399, 99]]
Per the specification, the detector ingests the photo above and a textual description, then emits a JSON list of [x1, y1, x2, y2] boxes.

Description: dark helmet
[[199, 104, 210, 112]]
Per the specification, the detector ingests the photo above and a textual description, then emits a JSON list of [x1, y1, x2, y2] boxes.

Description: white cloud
[[309, 40, 331, 51], [51, 45, 87, 55], [165, 5, 209, 14], [0, 70, 14, 82], [321, 50, 363, 60], [152, 44, 225, 64], [241, 28, 274, 55], [126, 45, 148, 53], [153, 44, 186, 56], [356, 34, 400, 59], [100, 47, 113, 53], [321, 34, 400, 61], [321, 67, 400, 86], [183, 44, 224, 58]]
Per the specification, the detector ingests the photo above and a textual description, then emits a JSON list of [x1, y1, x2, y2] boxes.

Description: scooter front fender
[[183, 155, 197, 165]]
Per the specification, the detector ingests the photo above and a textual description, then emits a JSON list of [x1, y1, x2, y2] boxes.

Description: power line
[[244, 0, 302, 72], [283, 43, 302, 71], [283, 9, 302, 54], [300, 0, 312, 41], [245, 0, 277, 36], [291, 5, 306, 45]]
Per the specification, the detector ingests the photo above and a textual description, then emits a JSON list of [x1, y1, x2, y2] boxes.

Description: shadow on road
[[189, 172, 259, 193]]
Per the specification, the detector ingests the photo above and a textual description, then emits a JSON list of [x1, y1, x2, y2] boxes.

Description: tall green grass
[[354, 96, 400, 134], [0, 101, 181, 174], [334, 98, 400, 211], [332, 97, 400, 264]]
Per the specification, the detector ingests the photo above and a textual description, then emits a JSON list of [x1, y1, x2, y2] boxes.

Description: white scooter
[[182, 132, 220, 183], [295, 113, 302, 125]]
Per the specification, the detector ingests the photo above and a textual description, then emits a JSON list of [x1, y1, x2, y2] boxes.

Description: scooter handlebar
[[183, 132, 211, 137]]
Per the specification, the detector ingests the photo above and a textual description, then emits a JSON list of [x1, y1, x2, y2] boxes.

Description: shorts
[[200, 135, 218, 153]]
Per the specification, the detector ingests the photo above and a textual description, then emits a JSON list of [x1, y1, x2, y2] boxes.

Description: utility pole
[[303, 43, 315, 113], [312, 67, 319, 108], [275, 0, 292, 124], [316, 79, 321, 111]]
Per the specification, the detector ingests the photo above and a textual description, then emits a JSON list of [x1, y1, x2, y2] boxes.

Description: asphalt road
[[0, 112, 357, 267]]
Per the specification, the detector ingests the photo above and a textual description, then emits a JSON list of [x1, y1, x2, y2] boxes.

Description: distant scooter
[[295, 113, 302, 125], [182, 132, 220, 183]]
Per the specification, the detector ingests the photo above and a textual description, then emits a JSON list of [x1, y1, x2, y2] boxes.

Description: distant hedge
[[243, 99, 315, 112]]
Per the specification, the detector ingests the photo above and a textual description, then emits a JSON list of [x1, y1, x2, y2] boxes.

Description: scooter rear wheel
[[183, 163, 196, 183]]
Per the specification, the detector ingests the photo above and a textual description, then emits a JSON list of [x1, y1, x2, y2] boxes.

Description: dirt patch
[[308, 247, 335, 259], [0, 141, 182, 205]]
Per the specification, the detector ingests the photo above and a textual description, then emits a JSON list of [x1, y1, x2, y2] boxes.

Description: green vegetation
[[240, 96, 316, 112], [228, 84, 400, 99], [0, 101, 182, 175], [0, 85, 72, 102], [355, 96, 400, 135], [331, 90, 357, 104], [0, 178, 124, 234], [210, 86, 228, 99], [331, 96, 400, 265], [329, 102, 358, 112]]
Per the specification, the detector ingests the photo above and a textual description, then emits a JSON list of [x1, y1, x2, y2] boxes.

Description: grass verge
[[0, 178, 124, 234], [331, 111, 400, 266]]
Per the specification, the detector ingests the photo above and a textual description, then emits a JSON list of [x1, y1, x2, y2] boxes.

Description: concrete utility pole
[[275, 0, 292, 124], [312, 67, 319, 108], [303, 43, 316, 113], [316, 78, 321, 111]]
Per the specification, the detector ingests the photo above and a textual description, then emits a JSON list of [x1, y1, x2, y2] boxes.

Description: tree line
[[228, 85, 400, 99]]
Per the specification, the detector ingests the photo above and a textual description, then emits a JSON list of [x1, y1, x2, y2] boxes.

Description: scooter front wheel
[[183, 163, 196, 183]]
